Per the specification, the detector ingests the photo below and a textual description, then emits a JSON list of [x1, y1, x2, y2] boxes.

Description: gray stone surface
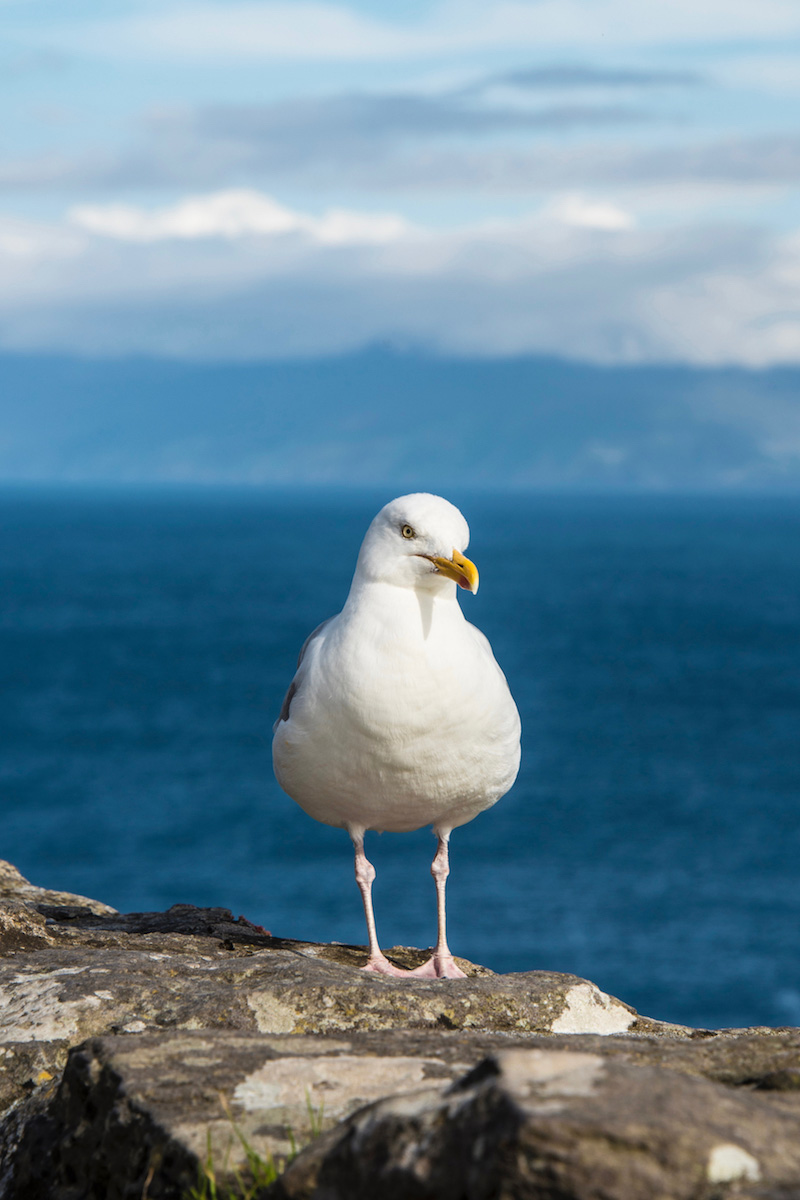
[[6, 1028, 800, 1200], [0, 861, 116, 916], [0, 861, 663, 1080], [1, 859, 799, 1199], [276, 1037, 800, 1200]]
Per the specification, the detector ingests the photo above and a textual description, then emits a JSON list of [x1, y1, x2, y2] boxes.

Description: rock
[[0, 904, 54, 955], [0, 876, 668, 1069], [0, 936, 649, 1048], [1, 858, 799, 1199], [276, 1038, 800, 1200], [0, 861, 116, 916], [0, 1043, 61, 1120], [7, 1028, 800, 1200], [4, 1029, 504, 1199]]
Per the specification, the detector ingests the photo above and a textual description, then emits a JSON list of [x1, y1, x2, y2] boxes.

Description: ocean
[[1, 487, 799, 1031]]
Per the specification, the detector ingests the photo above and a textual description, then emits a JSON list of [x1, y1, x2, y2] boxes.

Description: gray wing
[[273, 617, 333, 732]]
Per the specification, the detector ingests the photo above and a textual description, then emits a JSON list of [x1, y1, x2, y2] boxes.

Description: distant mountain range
[[1, 349, 798, 491]]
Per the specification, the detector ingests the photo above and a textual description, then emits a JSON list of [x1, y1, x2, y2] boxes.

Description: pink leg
[[406, 832, 467, 980], [351, 830, 409, 977]]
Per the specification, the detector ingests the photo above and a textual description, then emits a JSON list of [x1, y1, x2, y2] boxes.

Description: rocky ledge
[[0, 860, 798, 1199]]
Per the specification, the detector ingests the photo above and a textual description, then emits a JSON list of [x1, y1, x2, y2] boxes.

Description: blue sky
[[2, 0, 800, 364]]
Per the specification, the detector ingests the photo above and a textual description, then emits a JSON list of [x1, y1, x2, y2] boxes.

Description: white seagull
[[273, 493, 521, 979]]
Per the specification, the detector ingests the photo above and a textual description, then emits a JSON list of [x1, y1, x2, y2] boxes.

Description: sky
[[1, 0, 799, 366]]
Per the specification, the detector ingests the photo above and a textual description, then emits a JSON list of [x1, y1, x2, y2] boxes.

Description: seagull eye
[[401, 524, 416, 539]]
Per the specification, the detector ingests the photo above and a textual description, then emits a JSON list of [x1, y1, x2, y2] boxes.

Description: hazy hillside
[[1, 350, 798, 490]]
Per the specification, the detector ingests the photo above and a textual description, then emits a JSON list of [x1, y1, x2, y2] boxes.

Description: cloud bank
[[3, 0, 799, 368], [0, 189, 797, 366], [69, 190, 410, 245]]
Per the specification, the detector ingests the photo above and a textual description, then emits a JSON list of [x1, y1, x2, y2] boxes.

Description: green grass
[[185, 1091, 324, 1200]]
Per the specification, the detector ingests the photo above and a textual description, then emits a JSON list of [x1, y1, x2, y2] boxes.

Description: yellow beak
[[429, 548, 479, 594]]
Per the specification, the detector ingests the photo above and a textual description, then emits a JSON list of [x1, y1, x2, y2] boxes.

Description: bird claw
[[406, 952, 467, 980], [360, 953, 416, 978], [360, 950, 467, 979]]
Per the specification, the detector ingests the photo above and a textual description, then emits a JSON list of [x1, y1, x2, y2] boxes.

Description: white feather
[[273, 492, 521, 836]]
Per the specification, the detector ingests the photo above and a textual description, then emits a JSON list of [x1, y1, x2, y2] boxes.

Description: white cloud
[[68, 189, 410, 245], [66, 187, 634, 249], [0, 190, 797, 367], [65, 0, 800, 63], [644, 237, 800, 366], [541, 193, 635, 230]]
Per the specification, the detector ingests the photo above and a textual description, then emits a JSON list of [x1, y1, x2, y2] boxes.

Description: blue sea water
[[1, 487, 800, 1031]]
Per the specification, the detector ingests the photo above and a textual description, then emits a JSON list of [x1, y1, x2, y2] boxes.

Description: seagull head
[[354, 493, 479, 595]]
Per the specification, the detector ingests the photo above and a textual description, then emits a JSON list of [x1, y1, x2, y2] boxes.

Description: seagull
[[273, 493, 521, 979]]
